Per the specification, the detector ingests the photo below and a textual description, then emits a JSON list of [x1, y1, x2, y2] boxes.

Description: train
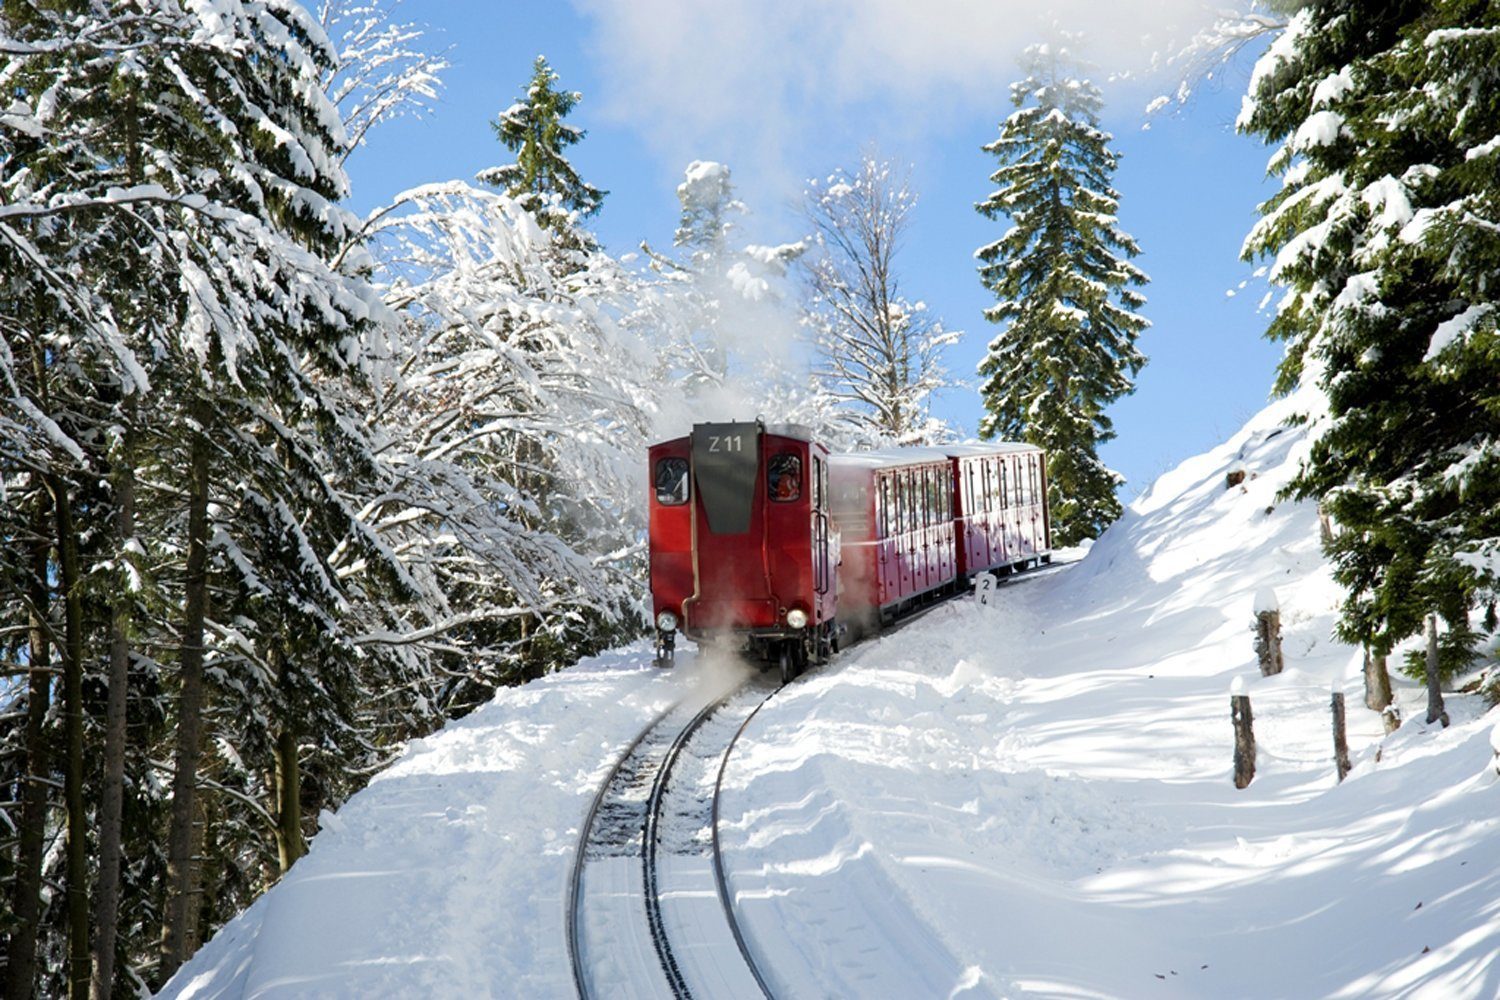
[[648, 420, 1051, 681]]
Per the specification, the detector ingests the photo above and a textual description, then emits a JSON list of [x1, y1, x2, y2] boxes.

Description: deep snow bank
[[158, 650, 746, 999], [163, 392, 1499, 999], [718, 391, 1500, 999]]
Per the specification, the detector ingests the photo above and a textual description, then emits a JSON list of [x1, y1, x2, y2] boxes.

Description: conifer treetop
[[477, 54, 605, 233], [973, 37, 1149, 545]]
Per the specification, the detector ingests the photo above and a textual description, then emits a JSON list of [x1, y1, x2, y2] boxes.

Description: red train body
[[648, 422, 1049, 679]]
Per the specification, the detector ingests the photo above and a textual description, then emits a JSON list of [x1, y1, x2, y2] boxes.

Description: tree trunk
[[273, 724, 306, 874], [92, 445, 135, 1000], [49, 476, 92, 1000], [269, 647, 307, 874], [1232, 694, 1256, 789], [160, 429, 212, 979], [1424, 614, 1449, 728], [5, 497, 53, 1000], [1331, 691, 1352, 783], [1363, 647, 1393, 713]]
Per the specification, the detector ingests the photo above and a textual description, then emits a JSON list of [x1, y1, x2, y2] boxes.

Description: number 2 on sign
[[975, 572, 997, 606], [709, 435, 743, 453]]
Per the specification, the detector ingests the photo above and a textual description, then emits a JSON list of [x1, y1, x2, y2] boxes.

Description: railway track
[[568, 677, 779, 1000]]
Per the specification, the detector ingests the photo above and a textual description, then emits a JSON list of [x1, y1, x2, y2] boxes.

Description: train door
[[996, 458, 1008, 566], [939, 466, 955, 580], [876, 474, 894, 605], [811, 454, 833, 623]]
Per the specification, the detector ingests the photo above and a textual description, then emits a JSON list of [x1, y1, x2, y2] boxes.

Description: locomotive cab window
[[655, 457, 690, 505], [768, 453, 802, 502]]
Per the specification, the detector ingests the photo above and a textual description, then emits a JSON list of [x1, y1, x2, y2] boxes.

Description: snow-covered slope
[[162, 394, 1500, 999]]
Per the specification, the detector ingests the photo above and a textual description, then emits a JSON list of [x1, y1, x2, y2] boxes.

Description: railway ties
[[570, 678, 777, 1000]]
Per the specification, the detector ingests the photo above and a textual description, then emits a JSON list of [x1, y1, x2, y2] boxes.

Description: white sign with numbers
[[975, 572, 997, 606]]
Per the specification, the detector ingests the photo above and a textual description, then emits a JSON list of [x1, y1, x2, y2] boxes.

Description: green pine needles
[[975, 40, 1149, 547], [1240, 0, 1499, 678], [479, 55, 606, 234]]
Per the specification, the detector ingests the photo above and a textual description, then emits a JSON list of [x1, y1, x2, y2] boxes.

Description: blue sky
[[345, 0, 1283, 501]]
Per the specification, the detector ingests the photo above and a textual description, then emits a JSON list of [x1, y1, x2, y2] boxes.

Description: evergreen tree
[[477, 55, 605, 236], [975, 40, 1150, 546], [2, 1, 406, 992], [643, 160, 805, 403], [1239, 0, 1499, 678]]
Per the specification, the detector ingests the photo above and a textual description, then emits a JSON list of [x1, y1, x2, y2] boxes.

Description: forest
[[3, 1, 1497, 997]]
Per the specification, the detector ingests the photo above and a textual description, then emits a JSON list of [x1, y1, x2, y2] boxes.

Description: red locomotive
[[648, 422, 1049, 680]]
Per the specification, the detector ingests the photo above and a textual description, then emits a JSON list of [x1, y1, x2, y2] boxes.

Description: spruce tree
[[975, 40, 1149, 546], [477, 55, 605, 236], [1239, 0, 1499, 677]]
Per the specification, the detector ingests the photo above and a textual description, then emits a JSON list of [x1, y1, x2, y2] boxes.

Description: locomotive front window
[[655, 457, 690, 505], [769, 453, 802, 502]]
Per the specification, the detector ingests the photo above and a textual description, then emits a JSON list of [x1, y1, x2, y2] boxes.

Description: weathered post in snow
[[1382, 703, 1402, 735], [1424, 615, 1449, 728], [1363, 646, 1393, 712], [1254, 588, 1284, 676], [1331, 690, 1352, 782], [1231, 679, 1256, 789]]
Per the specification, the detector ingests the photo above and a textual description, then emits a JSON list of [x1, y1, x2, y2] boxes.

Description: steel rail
[[641, 690, 740, 998], [709, 687, 779, 1000], [567, 696, 684, 1000]]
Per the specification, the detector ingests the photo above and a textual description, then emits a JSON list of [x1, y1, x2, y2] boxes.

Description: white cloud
[[571, 0, 1237, 200]]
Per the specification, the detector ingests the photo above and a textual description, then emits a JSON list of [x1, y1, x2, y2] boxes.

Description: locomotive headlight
[[656, 610, 678, 632], [786, 608, 809, 629]]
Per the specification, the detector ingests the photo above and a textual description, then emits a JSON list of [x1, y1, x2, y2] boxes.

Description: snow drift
[[162, 393, 1500, 999]]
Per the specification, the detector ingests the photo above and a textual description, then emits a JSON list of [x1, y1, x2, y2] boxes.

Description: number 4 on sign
[[975, 572, 997, 606]]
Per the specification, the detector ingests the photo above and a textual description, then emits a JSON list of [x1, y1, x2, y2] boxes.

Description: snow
[[160, 392, 1500, 999], [1425, 303, 1493, 362], [1293, 109, 1347, 150], [1253, 586, 1279, 614], [677, 160, 733, 210], [1311, 66, 1355, 109]]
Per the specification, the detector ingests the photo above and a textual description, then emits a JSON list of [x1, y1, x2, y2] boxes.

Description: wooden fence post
[[1382, 704, 1402, 735], [1232, 680, 1256, 789], [1332, 690, 1352, 782], [1424, 615, 1450, 728], [1254, 589, 1284, 676]]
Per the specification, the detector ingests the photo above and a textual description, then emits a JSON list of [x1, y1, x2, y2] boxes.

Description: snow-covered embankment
[[164, 393, 1500, 999]]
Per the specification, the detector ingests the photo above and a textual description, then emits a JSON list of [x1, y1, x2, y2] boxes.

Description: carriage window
[[768, 453, 802, 502], [655, 457, 689, 505], [982, 461, 993, 512], [999, 461, 1009, 509], [812, 457, 823, 509]]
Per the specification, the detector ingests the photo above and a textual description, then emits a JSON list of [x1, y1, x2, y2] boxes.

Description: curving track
[[569, 678, 779, 1000]]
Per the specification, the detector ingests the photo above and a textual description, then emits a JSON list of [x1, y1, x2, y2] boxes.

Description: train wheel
[[778, 643, 793, 685]]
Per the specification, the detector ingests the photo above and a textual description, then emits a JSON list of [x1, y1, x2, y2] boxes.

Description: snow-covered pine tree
[[1239, 0, 1498, 679], [802, 154, 958, 447], [643, 160, 806, 411], [2, 2, 406, 992], [477, 54, 605, 238], [975, 40, 1149, 546]]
